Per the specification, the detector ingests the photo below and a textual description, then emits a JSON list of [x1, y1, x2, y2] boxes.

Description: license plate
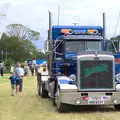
[[88, 100, 104, 104]]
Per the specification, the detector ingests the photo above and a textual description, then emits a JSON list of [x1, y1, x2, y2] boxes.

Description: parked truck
[[37, 25, 120, 112]]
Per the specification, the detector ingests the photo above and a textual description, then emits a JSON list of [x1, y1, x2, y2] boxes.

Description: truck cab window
[[65, 40, 101, 53]]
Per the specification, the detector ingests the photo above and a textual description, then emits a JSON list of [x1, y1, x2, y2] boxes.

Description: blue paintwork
[[114, 54, 120, 58], [52, 60, 77, 76], [52, 25, 120, 77], [58, 79, 75, 84], [52, 25, 103, 40], [64, 52, 77, 58], [114, 54, 120, 74], [51, 25, 104, 76]]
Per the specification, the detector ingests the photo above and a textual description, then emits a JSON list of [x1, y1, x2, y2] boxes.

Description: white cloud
[[0, 0, 120, 48]]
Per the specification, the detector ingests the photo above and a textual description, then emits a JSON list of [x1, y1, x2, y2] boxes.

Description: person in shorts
[[9, 73, 19, 96], [14, 63, 24, 95]]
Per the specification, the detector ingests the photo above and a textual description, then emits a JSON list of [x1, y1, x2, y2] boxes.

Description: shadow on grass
[[67, 105, 115, 113]]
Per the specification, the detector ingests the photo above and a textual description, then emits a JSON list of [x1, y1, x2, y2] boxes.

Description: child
[[9, 73, 19, 96]]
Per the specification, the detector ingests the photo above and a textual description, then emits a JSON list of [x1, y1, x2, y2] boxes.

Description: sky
[[0, 0, 120, 49]]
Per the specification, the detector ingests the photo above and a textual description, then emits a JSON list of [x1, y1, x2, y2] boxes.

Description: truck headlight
[[69, 74, 76, 81], [75, 99, 81, 104], [116, 84, 120, 91]]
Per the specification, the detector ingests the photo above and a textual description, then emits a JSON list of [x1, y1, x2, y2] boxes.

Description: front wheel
[[55, 88, 68, 113], [40, 82, 48, 98], [115, 105, 120, 110], [37, 81, 41, 96]]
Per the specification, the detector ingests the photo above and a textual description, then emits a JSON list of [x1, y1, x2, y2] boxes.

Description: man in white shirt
[[41, 68, 48, 81], [15, 63, 24, 95]]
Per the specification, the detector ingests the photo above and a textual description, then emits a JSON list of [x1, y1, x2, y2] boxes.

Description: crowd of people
[[9, 62, 40, 96]]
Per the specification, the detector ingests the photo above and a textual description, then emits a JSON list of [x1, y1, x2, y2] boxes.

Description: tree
[[0, 33, 38, 62], [0, 24, 46, 72], [6, 24, 40, 41]]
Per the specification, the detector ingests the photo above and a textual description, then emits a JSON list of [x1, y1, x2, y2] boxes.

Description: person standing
[[24, 64, 29, 76], [35, 64, 39, 76], [30, 64, 35, 76], [9, 73, 19, 96], [14, 63, 24, 95], [10, 64, 15, 74], [0, 61, 4, 76]]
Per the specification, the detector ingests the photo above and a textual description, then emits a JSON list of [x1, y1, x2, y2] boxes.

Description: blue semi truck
[[37, 25, 120, 112]]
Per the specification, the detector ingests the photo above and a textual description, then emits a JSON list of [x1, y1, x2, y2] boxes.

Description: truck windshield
[[65, 40, 101, 53]]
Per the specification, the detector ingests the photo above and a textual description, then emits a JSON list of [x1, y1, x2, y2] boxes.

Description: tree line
[[0, 24, 46, 71]]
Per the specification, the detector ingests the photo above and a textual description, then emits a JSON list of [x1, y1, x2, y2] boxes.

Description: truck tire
[[37, 72, 42, 96], [55, 88, 68, 113], [115, 105, 120, 110], [37, 81, 41, 96], [40, 82, 48, 98]]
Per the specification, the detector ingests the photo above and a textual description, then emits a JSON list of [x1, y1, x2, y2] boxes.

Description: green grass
[[0, 75, 120, 120], [0, 75, 9, 84]]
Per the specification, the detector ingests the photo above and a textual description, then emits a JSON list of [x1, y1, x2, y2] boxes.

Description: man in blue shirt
[[9, 73, 19, 96]]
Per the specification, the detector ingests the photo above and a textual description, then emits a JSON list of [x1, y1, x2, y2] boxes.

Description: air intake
[[79, 60, 113, 91]]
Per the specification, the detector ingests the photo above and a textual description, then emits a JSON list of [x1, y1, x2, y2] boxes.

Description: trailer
[[37, 25, 120, 112]]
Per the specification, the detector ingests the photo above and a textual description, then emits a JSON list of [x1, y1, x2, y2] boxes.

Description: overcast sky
[[0, 0, 120, 49]]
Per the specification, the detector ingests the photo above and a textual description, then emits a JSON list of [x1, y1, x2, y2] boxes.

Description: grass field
[[0, 75, 120, 120]]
